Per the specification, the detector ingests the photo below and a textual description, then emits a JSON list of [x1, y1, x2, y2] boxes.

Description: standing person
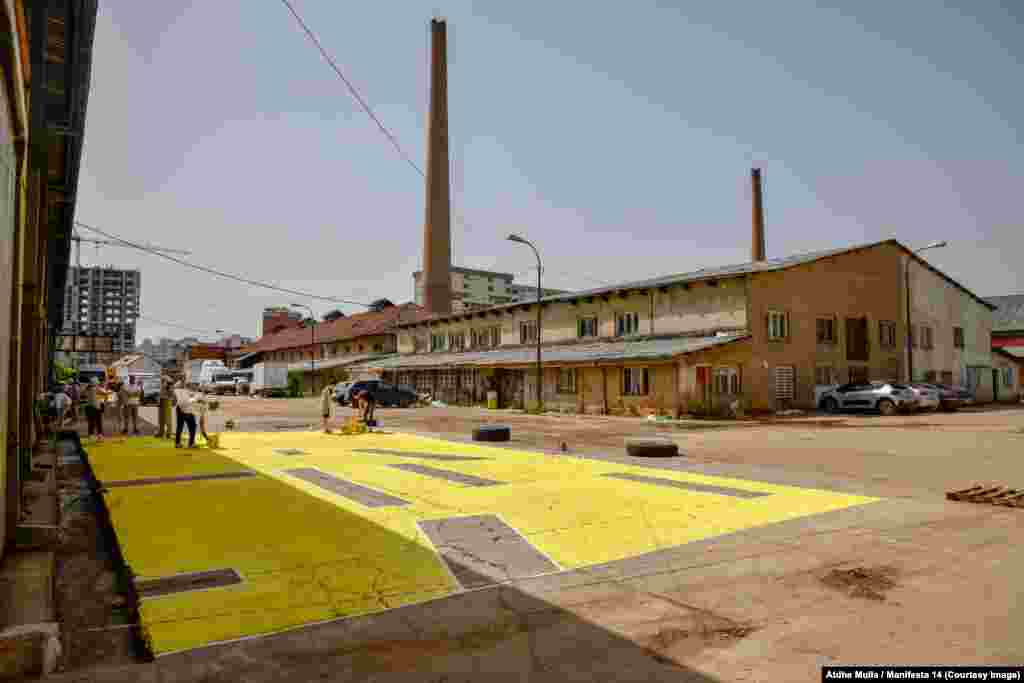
[[173, 381, 197, 449], [84, 379, 104, 440], [115, 380, 130, 435], [52, 387, 71, 429], [158, 375, 174, 438], [357, 388, 376, 425], [67, 382, 79, 424], [320, 383, 335, 433], [124, 377, 142, 435]]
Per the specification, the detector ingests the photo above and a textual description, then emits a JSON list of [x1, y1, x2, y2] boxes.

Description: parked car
[[334, 382, 353, 405], [345, 380, 417, 408], [818, 381, 919, 416], [931, 384, 973, 411], [906, 383, 940, 411]]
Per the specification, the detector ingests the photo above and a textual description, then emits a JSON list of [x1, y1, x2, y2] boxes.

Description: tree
[[323, 309, 345, 322]]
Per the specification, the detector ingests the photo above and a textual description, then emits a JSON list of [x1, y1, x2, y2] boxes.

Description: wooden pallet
[[946, 485, 1024, 507]]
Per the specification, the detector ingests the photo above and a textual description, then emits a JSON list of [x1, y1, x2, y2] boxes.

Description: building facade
[[361, 240, 995, 413], [61, 265, 140, 358], [1, 0, 98, 556], [242, 303, 430, 394], [507, 282, 571, 303]]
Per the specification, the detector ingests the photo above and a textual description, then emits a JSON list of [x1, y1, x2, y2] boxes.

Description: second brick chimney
[[751, 168, 766, 262]]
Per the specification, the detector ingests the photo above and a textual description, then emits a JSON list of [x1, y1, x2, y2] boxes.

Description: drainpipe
[[649, 290, 655, 336]]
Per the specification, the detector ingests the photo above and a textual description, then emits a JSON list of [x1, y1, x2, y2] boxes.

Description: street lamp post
[[507, 234, 543, 412], [905, 241, 947, 383], [291, 304, 316, 394]]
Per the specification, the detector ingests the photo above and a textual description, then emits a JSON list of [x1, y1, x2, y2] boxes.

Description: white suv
[[819, 382, 919, 416]]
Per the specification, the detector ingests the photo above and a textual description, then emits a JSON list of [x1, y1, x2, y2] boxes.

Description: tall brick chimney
[[422, 18, 452, 314], [751, 167, 766, 262]]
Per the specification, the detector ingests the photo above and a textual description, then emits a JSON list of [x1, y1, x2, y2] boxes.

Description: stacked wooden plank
[[946, 485, 1024, 507]]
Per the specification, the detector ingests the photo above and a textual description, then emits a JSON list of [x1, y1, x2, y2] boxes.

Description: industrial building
[[60, 265, 140, 360], [365, 237, 998, 414]]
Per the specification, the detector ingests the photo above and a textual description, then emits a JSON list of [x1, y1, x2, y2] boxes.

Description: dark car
[[345, 380, 417, 408]]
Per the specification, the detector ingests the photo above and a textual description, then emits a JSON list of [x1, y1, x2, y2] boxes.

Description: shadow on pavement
[[48, 428, 735, 683]]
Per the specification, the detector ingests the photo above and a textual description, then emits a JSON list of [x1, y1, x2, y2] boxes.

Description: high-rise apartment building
[[413, 267, 571, 311], [61, 266, 140, 357]]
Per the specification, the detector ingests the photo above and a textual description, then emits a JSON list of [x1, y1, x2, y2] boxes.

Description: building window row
[[558, 368, 576, 394]]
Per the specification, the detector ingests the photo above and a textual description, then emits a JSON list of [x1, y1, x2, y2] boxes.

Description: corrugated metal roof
[[986, 295, 1024, 333], [287, 353, 396, 373], [350, 335, 748, 371], [403, 239, 995, 326]]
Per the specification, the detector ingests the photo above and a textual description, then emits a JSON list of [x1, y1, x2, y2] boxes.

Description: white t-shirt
[[53, 393, 70, 413], [173, 388, 195, 414]]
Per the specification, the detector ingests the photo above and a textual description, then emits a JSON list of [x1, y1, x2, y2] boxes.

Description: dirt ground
[[61, 400, 1024, 681]]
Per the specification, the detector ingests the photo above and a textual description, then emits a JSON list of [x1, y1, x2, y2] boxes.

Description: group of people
[[153, 376, 211, 449], [36, 374, 213, 450], [320, 383, 376, 433], [37, 376, 143, 440]]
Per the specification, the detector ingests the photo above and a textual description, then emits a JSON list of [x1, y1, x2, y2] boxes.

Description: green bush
[[54, 362, 76, 383], [287, 371, 304, 398]]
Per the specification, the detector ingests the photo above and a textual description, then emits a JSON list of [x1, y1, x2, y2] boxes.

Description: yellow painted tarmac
[[89, 431, 878, 655]]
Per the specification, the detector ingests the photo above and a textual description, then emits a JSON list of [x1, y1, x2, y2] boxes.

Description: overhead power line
[[278, 0, 424, 178], [74, 221, 374, 307], [135, 314, 222, 336]]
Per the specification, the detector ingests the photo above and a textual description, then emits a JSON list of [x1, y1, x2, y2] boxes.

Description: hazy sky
[[75, 1, 1024, 343]]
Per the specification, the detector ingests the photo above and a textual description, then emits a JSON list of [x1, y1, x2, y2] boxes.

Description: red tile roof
[[244, 303, 429, 353]]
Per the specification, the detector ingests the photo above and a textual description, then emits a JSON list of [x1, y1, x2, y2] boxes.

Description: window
[[1003, 367, 1015, 388], [941, 370, 954, 385], [558, 368, 576, 394], [911, 326, 918, 348], [448, 332, 466, 352], [767, 311, 789, 341], [953, 327, 964, 349], [879, 321, 897, 349], [622, 367, 649, 395], [490, 326, 501, 347], [815, 365, 836, 386], [816, 317, 836, 344], [774, 366, 795, 401], [577, 317, 598, 338], [430, 334, 446, 352], [715, 367, 740, 395], [848, 365, 869, 384], [845, 317, 869, 362], [921, 325, 933, 350], [924, 370, 937, 382], [488, 285, 494, 292], [470, 329, 481, 348], [373, 343, 383, 352], [520, 321, 538, 344], [615, 312, 640, 336]]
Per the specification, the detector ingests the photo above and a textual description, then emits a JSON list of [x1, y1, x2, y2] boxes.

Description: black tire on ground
[[877, 399, 896, 416], [472, 425, 511, 442], [821, 397, 839, 414], [625, 438, 680, 458]]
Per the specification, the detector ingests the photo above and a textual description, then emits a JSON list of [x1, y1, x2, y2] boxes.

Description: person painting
[[124, 377, 142, 435], [195, 392, 211, 444], [157, 375, 173, 438], [173, 381, 197, 449], [357, 388, 376, 425], [84, 378, 105, 440], [320, 383, 335, 433]]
